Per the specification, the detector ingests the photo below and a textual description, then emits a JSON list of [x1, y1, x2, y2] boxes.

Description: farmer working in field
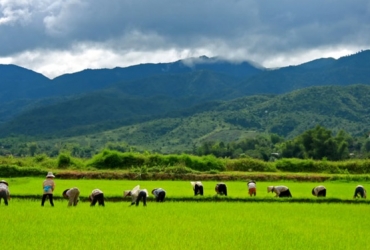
[[268, 185, 292, 198], [62, 187, 80, 206], [124, 185, 148, 206], [42, 172, 55, 207], [215, 183, 227, 196], [152, 188, 166, 202], [89, 189, 105, 206], [247, 180, 256, 196], [353, 185, 367, 198], [0, 180, 10, 206], [191, 181, 203, 196], [312, 185, 326, 197]]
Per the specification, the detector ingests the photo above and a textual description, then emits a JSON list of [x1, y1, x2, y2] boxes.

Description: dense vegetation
[[1, 123, 370, 164]]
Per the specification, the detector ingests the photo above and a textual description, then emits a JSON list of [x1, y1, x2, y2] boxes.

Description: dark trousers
[[216, 184, 227, 196], [0, 190, 8, 206], [135, 191, 147, 206], [317, 189, 326, 197], [91, 193, 105, 206], [41, 194, 54, 206], [194, 185, 204, 196], [156, 191, 166, 202], [279, 190, 292, 198], [354, 187, 365, 198]]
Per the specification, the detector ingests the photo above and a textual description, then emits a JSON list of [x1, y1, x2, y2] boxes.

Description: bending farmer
[[215, 183, 227, 196], [312, 185, 326, 197], [152, 188, 166, 202], [354, 185, 366, 198], [89, 189, 105, 206], [0, 180, 10, 206], [124, 185, 148, 206], [63, 187, 80, 206], [191, 181, 203, 196], [268, 185, 292, 198]]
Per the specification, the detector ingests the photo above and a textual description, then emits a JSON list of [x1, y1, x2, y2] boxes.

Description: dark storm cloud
[[0, 0, 369, 77]]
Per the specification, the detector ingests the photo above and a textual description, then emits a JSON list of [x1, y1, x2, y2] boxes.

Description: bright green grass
[[4, 177, 369, 199], [0, 201, 369, 249]]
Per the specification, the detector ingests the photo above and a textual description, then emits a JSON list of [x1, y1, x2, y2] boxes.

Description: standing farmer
[[42, 172, 55, 207], [0, 180, 10, 206], [62, 187, 80, 206], [312, 185, 326, 197], [268, 185, 292, 198], [353, 185, 367, 198], [191, 181, 204, 196], [124, 185, 148, 206], [215, 183, 227, 196], [89, 189, 105, 206], [152, 188, 166, 202], [247, 180, 257, 197]]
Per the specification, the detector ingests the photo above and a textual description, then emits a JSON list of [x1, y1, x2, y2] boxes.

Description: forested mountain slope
[[235, 50, 370, 95], [6, 84, 369, 154]]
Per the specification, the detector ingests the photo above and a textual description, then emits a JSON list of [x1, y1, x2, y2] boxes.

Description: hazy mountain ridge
[[1, 50, 370, 150]]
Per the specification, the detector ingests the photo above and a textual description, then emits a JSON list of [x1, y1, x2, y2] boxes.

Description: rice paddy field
[[4, 177, 370, 200], [1, 178, 370, 249], [1, 201, 370, 249]]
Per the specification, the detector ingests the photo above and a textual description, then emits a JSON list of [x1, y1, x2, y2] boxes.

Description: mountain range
[[1, 50, 370, 153]]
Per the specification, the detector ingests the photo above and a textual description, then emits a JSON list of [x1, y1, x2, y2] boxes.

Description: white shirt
[[0, 183, 7, 190], [131, 189, 148, 203], [313, 186, 326, 196], [273, 186, 288, 196], [248, 182, 256, 189], [66, 187, 79, 197], [91, 189, 103, 197], [0, 183, 9, 195]]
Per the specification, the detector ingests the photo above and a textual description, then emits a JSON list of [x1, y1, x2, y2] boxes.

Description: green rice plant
[[0, 201, 369, 249]]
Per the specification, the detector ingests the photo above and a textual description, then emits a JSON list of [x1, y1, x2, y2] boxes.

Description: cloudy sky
[[0, 0, 369, 78]]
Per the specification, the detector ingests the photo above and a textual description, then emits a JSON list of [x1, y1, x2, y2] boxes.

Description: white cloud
[[0, 44, 214, 78], [0, 0, 32, 25], [0, 0, 370, 77]]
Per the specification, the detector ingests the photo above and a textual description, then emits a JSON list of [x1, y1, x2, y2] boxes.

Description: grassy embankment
[[2, 151, 370, 182]]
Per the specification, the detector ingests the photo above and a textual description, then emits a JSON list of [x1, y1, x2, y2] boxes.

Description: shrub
[[226, 158, 276, 172], [275, 158, 317, 172], [164, 165, 196, 174], [33, 154, 48, 163], [0, 165, 45, 177], [57, 153, 72, 169]]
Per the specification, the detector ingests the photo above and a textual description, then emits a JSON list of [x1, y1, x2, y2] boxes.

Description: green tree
[[28, 142, 38, 157]]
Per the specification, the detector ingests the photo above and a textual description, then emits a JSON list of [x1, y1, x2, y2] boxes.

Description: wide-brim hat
[[267, 186, 274, 193], [46, 172, 55, 178], [123, 190, 131, 197], [0, 180, 8, 186]]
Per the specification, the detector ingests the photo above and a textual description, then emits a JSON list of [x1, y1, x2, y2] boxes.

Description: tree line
[[1, 125, 370, 161], [194, 125, 370, 161]]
